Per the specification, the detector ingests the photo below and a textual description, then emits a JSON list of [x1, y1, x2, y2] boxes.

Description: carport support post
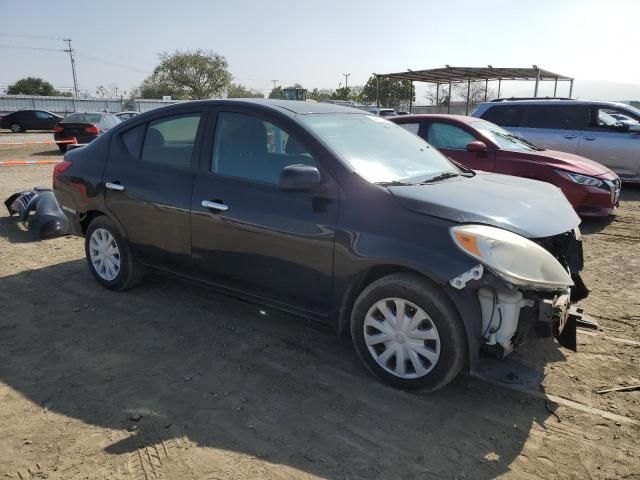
[[569, 79, 574, 98], [553, 77, 558, 97], [534, 68, 540, 97], [376, 75, 380, 108], [447, 76, 452, 114], [409, 81, 413, 113], [435, 83, 440, 112], [465, 77, 471, 115], [484, 78, 488, 101], [497, 78, 502, 98]]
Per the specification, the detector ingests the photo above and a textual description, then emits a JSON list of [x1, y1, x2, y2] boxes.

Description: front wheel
[[84, 216, 144, 290], [10, 123, 23, 133], [351, 273, 467, 392]]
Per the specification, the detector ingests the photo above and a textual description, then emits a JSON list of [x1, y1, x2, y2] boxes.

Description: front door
[[104, 110, 205, 271], [421, 121, 496, 172], [578, 106, 640, 180], [190, 109, 339, 316]]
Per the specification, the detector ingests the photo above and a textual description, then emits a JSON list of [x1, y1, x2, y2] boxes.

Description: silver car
[[472, 99, 640, 182]]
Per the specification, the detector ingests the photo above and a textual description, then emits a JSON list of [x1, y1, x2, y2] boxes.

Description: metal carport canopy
[[376, 66, 574, 113]]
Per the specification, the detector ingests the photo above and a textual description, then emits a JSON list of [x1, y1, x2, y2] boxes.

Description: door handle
[[582, 136, 596, 141], [105, 182, 125, 191], [201, 200, 229, 211], [563, 134, 578, 139]]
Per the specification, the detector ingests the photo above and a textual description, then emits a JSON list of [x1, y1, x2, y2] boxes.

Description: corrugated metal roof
[[378, 66, 573, 83]]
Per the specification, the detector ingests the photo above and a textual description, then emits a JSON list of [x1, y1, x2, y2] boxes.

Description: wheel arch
[[337, 263, 479, 371]]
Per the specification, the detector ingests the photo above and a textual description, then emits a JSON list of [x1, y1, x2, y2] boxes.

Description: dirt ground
[[0, 136, 639, 479]]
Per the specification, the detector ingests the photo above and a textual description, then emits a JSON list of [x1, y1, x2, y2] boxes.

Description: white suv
[[472, 99, 640, 182]]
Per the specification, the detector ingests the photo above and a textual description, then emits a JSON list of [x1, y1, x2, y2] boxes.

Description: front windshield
[[300, 113, 459, 184], [470, 120, 541, 152]]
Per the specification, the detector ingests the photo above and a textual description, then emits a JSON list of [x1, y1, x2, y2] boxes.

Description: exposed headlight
[[555, 170, 603, 187], [450, 224, 573, 290]]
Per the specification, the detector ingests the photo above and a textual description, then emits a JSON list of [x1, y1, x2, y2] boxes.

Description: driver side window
[[212, 112, 316, 185]]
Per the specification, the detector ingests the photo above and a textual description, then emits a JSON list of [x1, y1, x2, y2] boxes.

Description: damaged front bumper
[[449, 227, 587, 357]]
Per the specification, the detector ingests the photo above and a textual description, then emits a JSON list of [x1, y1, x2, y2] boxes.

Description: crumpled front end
[[449, 227, 586, 357]]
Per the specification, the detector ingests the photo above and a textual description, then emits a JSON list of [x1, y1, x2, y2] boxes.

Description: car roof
[[141, 99, 368, 117], [391, 114, 478, 124], [479, 99, 632, 108]]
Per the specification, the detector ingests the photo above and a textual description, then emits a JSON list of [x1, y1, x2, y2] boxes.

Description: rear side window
[[520, 105, 588, 130], [427, 123, 476, 149], [140, 113, 201, 168], [480, 105, 523, 126], [121, 124, 146, 159]]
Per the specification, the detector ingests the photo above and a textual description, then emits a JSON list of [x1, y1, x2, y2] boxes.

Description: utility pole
[[63, 38, 79, 98], [342, 73, 351, 89], [271, 80, 279, 89]]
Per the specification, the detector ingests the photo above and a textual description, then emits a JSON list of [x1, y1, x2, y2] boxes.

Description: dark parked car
[[0, 110, 62, 132], [54, 112, 120, 153], [390, 114, 620, 217], [54, 99, 586, 391]]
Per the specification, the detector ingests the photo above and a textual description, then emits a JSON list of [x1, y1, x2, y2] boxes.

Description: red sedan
[[390, 114, 620, 217]]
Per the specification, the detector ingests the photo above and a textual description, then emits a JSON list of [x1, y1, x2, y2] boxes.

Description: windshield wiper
[[419, 172, 460, 184], [508, 134, 544, 151], [374, 180, 414, 186]]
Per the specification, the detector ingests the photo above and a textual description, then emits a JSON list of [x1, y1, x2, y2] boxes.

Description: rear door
[[513, 104, 588, 154], [190, 108, 339, 316], [578, 105, 640, 179], [421, 121, 496, 171], [104, 109, 205, 272]]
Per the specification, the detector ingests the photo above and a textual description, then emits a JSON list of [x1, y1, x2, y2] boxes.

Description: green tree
[[331, 86, 351, 101], [227, 83, 264, 98], [8, 77, 56, 96], [307, 88, 334, 101], [141, 49, 232, 100], [132, 77, 184, 100], [268, 86, 283, 99], [360, 76, 415, 107]]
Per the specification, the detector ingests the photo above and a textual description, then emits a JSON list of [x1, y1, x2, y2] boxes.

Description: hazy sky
[[2, 0, 639, 101]]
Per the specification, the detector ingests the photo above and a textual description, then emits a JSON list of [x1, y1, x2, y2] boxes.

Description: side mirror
[[466, 141, 487, 152], [279, 164, 321, 191]]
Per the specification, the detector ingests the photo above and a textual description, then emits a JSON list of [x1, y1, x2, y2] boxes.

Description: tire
[[84, 215, 144, 291], [350, 273, 467, 392], [58, 144, 68, 154], [10, 123, 23, 133]]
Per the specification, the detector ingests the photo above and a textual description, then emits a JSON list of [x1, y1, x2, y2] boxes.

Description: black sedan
[[54, 112, 121, 152], [0, 109, 62, 132], [53, 99, 585, 392]]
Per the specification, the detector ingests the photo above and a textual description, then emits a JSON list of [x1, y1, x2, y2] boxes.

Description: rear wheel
[[58, 144, 67, 154], [10, 123, 23, 133], [351, 273, 467, 392], [84, 216, 144, 290]]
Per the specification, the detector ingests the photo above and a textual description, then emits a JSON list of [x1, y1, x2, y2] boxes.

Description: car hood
[[518, 149, 613, 177], [388, 172, 580, 238]]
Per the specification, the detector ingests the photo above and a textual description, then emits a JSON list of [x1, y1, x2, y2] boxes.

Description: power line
[[0, 43, 64, 52], [0, 33, 65, 41], [74, 52, 150, 75]]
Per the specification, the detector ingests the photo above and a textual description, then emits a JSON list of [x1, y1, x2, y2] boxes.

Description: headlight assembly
[[555, 170, 603, 187], [450, 224, 573, 290]]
